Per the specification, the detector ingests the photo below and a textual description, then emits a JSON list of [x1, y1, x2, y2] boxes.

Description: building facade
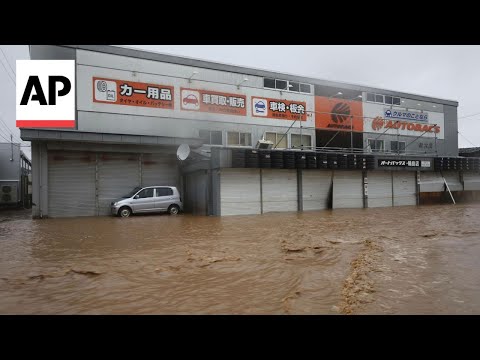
[[22, 45, 474, 218]]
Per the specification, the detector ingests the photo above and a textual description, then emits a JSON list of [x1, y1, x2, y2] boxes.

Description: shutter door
[[393, 171, 416, 206], [419, 172, 444, 192], [368, 171, 393, 208], [464, 173, 480, 191], [262, 169, 297, 213], [98, 153, 140, 215], [302, 170, 332, 211], [443, 171, 463, 191], [142, 154, 179, 188], [185, 171, 207, 215], [221, 169, 260, 216], [48, 151, 96, 217], [332, 170, 363, 209]]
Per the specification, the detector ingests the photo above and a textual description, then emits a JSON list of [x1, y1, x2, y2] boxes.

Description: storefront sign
[[315, 97, 364, 131], [378, 159, 431, 168], [384, 109, 428, 122], [371, 116, 440, 133], [93, 77, 174, 109], [180, 88, 246, 116], [251, 97, 306, 121]]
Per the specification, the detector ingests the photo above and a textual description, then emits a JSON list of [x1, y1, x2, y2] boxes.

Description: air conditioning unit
[[0, 184, 17, 204], [255, 139, 274, 150]]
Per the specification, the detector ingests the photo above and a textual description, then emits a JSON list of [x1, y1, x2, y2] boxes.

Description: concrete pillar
[[31, 141, 48, 218]]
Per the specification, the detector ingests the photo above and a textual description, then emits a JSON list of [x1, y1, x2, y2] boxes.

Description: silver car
[[111, 186, 183, 217]]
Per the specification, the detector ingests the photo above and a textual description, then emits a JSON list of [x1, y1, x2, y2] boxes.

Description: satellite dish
[[177, 144, 190, 161]]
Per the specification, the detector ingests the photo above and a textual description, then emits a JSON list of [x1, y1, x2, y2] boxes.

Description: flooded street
[[1, 204, 479, 314]]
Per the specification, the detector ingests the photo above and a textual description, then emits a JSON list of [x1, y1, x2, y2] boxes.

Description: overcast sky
[[1, 45, 479, 160]]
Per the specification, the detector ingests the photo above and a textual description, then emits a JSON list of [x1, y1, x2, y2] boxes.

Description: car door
[[132, 188, 155, 212], [154, 187, 174, 211]]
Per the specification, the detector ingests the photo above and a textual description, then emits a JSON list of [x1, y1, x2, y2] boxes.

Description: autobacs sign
[[371, 116, 440, 133]]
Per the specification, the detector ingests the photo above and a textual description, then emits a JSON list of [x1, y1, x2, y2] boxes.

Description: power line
[[458, 131, 478, 147], [0, 47, 15, 77], [0, 56, 15, 85], [459, 112, 480, 120]]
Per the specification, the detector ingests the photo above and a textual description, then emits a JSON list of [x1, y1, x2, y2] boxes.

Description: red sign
[[251, 97, 307, 121], [93, 77, 174, 110], [180, 88, 246, 116], [315, 96, 364, 131], [371, 116, 441, 133]]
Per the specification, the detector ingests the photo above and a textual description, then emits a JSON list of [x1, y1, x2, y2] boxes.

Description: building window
[[367, 139, 384, 153], [227, 132, 251, 146], [289, 82, 300, 92], [391, 141, 406, 154], [264, 78, 312, 94], [264, 78, 275, 89], [265, 132, 287, 149], [291, 134, 312, 148], [366, 92, 401, 105], [199, 130, 223, 145], [300, 83, 311, 93], [275, 79, 288, 90]]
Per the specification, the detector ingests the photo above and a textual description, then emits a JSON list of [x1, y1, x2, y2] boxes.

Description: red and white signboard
[[16, 60, 76, 128], [180, 88, 247, 116], [251, 97, 307, 121]]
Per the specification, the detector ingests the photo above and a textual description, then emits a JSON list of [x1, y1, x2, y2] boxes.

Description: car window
[[137, 188, 154, 198], [156, 188, 173, 197]]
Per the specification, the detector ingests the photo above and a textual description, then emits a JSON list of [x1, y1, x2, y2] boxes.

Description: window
[[393, 97, 401, 105], [265, 132, 287, 149], [367, 92, 401, 105], [264, 78, 312, 94], [264, 78, 275, 89], [227, 132, 251, 146], [300, 83, 311, 93], [155, 187, 173, 197], [375, 94, 384, 103], [199, 130, 223, 145], [291, 134, 312, 148], [367, 139, 384, 153], [391, 141, 406, 154], [275, 79, 287, 90], [385, 95, 393, 104], [137, 188, 154, 198], [289, 82, 300, 92], [367, 93, 375, 102]]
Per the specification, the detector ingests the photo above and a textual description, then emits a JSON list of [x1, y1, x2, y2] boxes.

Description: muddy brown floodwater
[[0, 204, 479, 314]]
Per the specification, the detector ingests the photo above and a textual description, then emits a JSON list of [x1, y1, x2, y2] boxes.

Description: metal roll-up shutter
[[142, 154, 179, 188], [442, 171, 463, 191], [332, 170, 363, 209], [262, 169, 297, 213], [302, 170, 332, 211], [185, 171, 208, 215], [419, 172, 444, 192], [48, 151, 96, 217], [463, 173, 480, 191], [393, 171, 416, 206], [98, 153, 140, 215], [220, 168, 260, 216], [368, 171, 393, 208]]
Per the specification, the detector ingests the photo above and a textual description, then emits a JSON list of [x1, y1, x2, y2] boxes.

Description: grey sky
[[1, 45, 479, 160]]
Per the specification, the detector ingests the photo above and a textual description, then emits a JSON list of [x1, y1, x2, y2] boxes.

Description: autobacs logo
[[16, 60, 75, 128], [331, 102, 350, 123]]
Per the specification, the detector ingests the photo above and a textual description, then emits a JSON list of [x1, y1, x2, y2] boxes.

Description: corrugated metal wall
[[220, 169, 261, 216], [419, 172, 444, 192], [392, 171, 417, 206], [47, 150, 178, 217], [442, 171, 463, 191], [185, 171, 208, 215], [262, 169, 297, 213], [463, 173, 480, 191], [48, 151, 96, 217], [302, 170, 332, 211], [368, 171, 393, 208], [332, 171, 363, 209], [98, 153, 140, 216]]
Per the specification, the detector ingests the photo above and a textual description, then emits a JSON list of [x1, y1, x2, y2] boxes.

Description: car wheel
[[168, 205, 180, 215], [119, 206, 132, 218]]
